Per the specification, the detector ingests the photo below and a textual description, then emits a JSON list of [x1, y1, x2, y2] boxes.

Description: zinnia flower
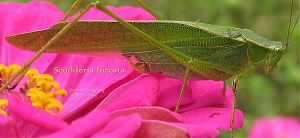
[[248, 117, 300, 138], [0, 1, 244, 137]]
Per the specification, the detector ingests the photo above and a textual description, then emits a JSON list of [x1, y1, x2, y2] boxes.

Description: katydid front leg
[[62, 0, 85, 21], [2, 0, 91, 91], [0, 3, 93, 93], [133, 0, 163, 20], [9, 0, 90, 89]]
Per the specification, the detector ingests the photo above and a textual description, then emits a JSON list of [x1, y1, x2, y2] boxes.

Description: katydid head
[[264, 47, 283, 73], [264, 0, 299, 73]]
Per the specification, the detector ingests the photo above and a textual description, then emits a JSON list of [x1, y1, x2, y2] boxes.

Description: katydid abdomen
[[6, 20, 283, 81]]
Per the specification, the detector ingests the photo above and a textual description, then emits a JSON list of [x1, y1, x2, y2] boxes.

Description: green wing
[[119, 21, 251, 80], [6, 20, 272, 80]]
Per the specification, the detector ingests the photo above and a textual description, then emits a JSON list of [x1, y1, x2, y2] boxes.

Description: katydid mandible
[[2, 0, 299, 137]]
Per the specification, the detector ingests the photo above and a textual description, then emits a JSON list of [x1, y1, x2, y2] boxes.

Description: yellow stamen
[[26, 69, 39, 80], [1, 64, 67, 115], [25, 69, 40, 87], [44, 98, 63, 113], [27, 88, 53, 107], [34, 74, 54, 81], [54, 89, 67, 97], [25, 72, 66, 113], [0, 64, 7, 77], [7, 64, 22, 77], [0, 64, 21, 83], [0, 99, 8, 116], [27, 87, 64, 113]]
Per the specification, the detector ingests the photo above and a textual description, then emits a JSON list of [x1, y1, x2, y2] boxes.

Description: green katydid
[[1, 0, 299, 137]]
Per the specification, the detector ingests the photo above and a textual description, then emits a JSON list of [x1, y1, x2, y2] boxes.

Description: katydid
[[1, 0, 299, 137]]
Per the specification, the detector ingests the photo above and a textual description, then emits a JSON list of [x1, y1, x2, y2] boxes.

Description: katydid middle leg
[[62, 0, 188, 112], [175, 67, 190, 112], [0, 0, 94, 93], [230, 78, 239, 138], [131, 0, 189, 112], [223, 80, 227, 94], [93, 1, 196, 113], [131, 0, 228, 110]]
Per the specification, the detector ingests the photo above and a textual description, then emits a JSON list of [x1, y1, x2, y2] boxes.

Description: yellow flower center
[[0, 64, 67, 115], [0, 99, 8, 116], [0, 64, 22, 84]]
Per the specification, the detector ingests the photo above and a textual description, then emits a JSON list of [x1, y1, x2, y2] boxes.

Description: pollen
[[0, 64, 22, 84], [0, 99, 8, 116], [24, 69, 66, 114], [0, 64, 67, 115], [27, 88, 64, 114]]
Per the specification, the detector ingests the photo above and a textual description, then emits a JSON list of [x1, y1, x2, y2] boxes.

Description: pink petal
[[96, 75, 159, 112], [77, 6, 156, 20], [180, 107, 244, 131], [135, 120, 190, 137], [248, 117, 300, 138], [59, 54, 136, 120], [59, 5, 156, 119], [173, 123, 220, 138], [0, 115, 17, 137], [92, 114, 141, 137], [0, 3, 22, 48], [155, 77, 193, 109], [44, 54, 95, 99], [181, 80, 233, 112], [44, 109, 110, 137], [111, 106, 183, 122], [1, 1, 63, 71], [8, 96, 68, 132]]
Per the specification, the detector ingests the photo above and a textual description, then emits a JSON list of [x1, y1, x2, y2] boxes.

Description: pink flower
[[248, 117, 300, 138], [0, 1, 244, 137]]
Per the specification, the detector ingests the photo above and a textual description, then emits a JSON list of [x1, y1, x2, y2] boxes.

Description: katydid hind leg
[[230, 78, 239, 138], [175, 68, 190, 112], [94, 2, 192, 75], [93, 1, 197, 113]]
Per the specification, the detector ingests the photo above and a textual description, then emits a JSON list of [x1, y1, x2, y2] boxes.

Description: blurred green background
[[2, 0, 300, 137]]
